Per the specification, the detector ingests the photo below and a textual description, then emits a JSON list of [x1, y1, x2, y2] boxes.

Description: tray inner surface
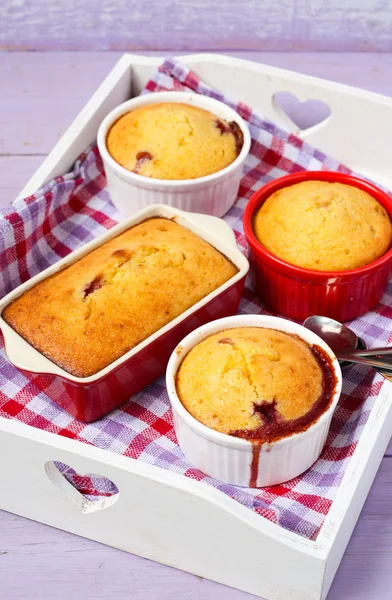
[[0, 57, 389, 541]]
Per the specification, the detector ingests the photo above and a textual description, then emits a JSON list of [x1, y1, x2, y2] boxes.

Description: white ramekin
[[97, 91, 251, 218], [166, 315, 342, 488]]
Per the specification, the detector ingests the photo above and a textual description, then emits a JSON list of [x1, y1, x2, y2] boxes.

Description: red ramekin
[[243, 171, 392, 322]]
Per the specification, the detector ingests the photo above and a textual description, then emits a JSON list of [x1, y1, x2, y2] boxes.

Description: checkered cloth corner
[[55, 461, 119, 502], [0, 56, 390, 540]]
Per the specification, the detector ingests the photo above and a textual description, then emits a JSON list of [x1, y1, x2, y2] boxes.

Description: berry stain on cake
[[133, 151, 153, 174], [106, 103, 243, 180]]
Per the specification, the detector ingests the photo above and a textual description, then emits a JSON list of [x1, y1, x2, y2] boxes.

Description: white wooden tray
[[2, 53, 392, 600]]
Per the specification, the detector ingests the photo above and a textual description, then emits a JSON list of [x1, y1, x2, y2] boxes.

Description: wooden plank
[[0, 52, 122, 157], [0, 156, 43, 207], [1, 0, 392, 52]]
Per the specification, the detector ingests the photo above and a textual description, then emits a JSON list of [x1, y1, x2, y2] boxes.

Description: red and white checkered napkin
[[1, 57, 390, 539]]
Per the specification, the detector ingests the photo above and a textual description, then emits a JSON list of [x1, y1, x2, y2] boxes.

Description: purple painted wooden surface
[[1, 1, 392, 51], [0, 51, 392, 599]]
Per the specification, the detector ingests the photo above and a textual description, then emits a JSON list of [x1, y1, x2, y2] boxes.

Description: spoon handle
[[336, 354, 392, 370], [344, 347, 392, 358], [378, 370, 392, 382]]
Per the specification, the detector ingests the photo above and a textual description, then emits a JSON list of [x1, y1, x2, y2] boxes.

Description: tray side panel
[[318, 383, 392, 599], [172, 55, 392, 186], [0, 419, 325, 600], [3, 2, 392, 53]]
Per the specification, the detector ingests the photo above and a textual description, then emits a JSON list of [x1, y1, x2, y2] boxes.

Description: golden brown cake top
[[176, 327, 335, 443], [253, 181, 392, 271], [106, 102, 243, 180], [3, 218, 238, 378]]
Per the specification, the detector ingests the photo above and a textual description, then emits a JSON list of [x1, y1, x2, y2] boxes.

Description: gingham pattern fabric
[[56, 461, 119, 501], [0, 58, 390, 539]]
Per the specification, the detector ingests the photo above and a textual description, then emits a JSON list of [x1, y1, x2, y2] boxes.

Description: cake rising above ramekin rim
[[167, 314, 342, 488], [97, 91, 251, 218]]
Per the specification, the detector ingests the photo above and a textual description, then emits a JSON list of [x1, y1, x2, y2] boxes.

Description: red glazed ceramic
[[243, 171, 392, 322], [0, 204, 248, 422]]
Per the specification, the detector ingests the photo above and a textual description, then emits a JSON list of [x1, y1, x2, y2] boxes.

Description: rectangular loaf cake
[[3, 218, 238, 377]]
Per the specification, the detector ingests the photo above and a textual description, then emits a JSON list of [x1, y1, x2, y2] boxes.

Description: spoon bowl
[[303, 316, 359, 354], [303, 315, 366, 369], [303, 315, 392, 380]]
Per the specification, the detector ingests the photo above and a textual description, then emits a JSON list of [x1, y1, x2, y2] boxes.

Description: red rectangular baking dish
[[0, 204, 249, 422]]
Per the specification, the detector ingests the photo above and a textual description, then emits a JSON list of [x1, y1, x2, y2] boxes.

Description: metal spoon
[[333, 353, 392, 370], [303, 315, 392, 382]]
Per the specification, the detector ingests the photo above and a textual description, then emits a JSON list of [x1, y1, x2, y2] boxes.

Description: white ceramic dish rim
[[97, 90, 252, 187], [0, 204, 249, 384], [166, 314, 343, 451]]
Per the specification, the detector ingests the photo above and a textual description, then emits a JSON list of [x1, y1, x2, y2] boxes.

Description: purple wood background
[[1, 0, 392, 51]]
